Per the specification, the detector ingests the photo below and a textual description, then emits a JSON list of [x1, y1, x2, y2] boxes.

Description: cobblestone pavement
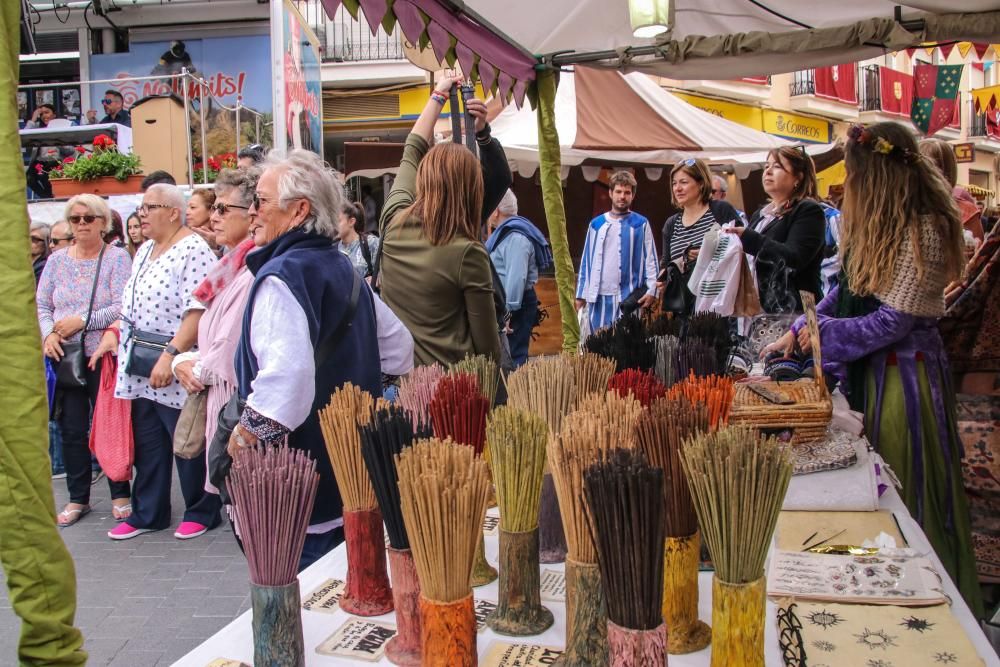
[[0, 473, 248, 666]]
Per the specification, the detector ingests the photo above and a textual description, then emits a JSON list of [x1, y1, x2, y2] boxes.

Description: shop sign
[[673, 92, 763, 130], [762, 110, 831, 143], [954, 142, 975, 163]]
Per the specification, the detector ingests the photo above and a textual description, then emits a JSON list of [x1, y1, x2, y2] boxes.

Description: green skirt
[[867, 360, 984, 618]]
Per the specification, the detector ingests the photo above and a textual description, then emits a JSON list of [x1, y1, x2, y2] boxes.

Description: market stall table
[[19, 123, 133, 154], [175, 470, 999, 667]]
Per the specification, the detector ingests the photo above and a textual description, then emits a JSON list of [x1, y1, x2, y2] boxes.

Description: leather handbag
[[173, 390, 208, 459], [659, 263, 691, 315], [56, 244, 105, 389], [619, 285, 650, 316], [121, 247, 173, 378]]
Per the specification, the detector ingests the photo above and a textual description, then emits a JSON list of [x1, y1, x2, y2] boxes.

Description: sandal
[[111, 502, 133, 522], [57, 504, 91, 527]]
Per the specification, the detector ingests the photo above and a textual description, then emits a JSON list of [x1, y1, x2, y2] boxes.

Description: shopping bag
[[733, 251, 763, 318], [89, 352, 134, 482], [577, 303, 592, 351]]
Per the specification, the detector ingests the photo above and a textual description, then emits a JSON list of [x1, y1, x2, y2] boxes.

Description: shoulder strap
[[82, 244, 107, 332], [357, 234, 374, 277], [314, 268, 363, 368]]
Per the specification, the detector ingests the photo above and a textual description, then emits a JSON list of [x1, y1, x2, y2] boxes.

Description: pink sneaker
[[174, 521, 208, 540], [108, 523, 155, 540]]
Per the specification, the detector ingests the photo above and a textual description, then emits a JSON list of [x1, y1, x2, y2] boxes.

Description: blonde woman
[[768, 121, 981, 617], [37, 194, 133, 526]]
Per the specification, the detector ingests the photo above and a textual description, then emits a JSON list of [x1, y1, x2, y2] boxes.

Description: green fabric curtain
[[0, 3, 87, 664], [534, 68, 579, 352]]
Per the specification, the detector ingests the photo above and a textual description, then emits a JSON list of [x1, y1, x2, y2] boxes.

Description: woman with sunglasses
[[657, 158, 742, 314], [723, 146, 826, 313], [36, 194, 133, 527], [170, 169, 258, 501]]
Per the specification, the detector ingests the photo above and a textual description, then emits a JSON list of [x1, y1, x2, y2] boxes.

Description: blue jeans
[[299, 526, 345, 572], [507, 287, 538, 368], [48, 420, 64, 474]]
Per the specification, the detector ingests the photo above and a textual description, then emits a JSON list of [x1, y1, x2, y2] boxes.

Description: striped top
[[667, 209, 717, 262]]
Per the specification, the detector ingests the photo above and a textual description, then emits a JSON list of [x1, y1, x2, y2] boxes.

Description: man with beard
[[574, 170, 658, 331]]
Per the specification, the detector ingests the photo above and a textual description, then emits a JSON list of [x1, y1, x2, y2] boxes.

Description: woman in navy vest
[[229, 150, 382, 570]]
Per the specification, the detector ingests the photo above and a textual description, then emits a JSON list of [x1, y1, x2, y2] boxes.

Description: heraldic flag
[[912, 64, 964, 137]]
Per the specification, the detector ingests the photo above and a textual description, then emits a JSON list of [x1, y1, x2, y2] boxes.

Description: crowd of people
[[29, 74, 999, 610]]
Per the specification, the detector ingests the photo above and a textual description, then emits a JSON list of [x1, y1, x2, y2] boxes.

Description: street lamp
[[628, 0, 672, 38]]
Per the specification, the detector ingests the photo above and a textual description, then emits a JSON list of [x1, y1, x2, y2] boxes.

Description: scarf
[[192, 238, 255, 306], [485, 216, 554, 271]]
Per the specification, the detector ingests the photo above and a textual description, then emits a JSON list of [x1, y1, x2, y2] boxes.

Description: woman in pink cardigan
[[171, 168, 258, 505]]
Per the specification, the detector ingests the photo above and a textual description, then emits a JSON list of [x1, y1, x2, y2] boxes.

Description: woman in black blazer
[[724, 146, 826, 313]]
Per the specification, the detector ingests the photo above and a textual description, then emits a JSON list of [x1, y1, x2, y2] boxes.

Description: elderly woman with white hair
[[98, 183, 221, 541], [37, 194, 133, 526], [229, 149, 409, 570]]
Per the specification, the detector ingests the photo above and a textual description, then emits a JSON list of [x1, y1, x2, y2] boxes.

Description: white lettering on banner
[[110, 71, 248, 107]]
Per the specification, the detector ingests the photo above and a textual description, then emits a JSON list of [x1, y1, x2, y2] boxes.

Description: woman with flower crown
[[766, 121, 983, 616]]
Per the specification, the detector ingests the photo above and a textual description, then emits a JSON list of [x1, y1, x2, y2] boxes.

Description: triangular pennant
[[392, 1, 426, 47], [939, 43, 955, 60], [478, 59, 498, 94], [974, 42, 991, 60], [455, 41, 476, 81], [925, 46, 937, 57], [356, 0, 388, 35], [958, 42, 973, 59], [497, 72, 514, 105], [513, 79, 528, 108], [906, 48, 917, 59], [991, 44, 1000, 59], [425, 20, 452, 66]]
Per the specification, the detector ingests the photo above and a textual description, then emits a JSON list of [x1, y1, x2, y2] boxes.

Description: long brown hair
[[841, 122, 964, 297], [767, 146, 818, 204], [402, 142, 483, 246]]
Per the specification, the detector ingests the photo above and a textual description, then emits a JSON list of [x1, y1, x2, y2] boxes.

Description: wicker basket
[[729, 293, 832, 446]]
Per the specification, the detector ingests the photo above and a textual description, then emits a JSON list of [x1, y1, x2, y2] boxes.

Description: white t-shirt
[[598, 218, 621, 296]]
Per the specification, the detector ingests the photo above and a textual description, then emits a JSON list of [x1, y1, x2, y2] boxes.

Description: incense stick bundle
[[319, 384, 393, 616], [584, 448, 664, 629], [506, 356, 577, 435], [646, 314, 682, 338], [574, 392, 644, 448], [567, 352, 616, 403], [680, 426, 792, 667], [666, 373, 734, 431], [608, 369, 667, 407], [676, 337, 721, 378], [450, 354, 500, 407], [397, 438, 490, 667], [584, 316, 656, 372], [360, 406, 433, 667], [653, 334, 680, 388], [230, 447, 318, 667], [485, 407, 553, 635], [429, 373, 489, 454], [686, 312, 732, 369], [398, 364, 446, 430], [634, 397, 712, 654]]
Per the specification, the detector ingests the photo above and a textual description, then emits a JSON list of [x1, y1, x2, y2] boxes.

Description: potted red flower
[[49, 134, 144, 197]]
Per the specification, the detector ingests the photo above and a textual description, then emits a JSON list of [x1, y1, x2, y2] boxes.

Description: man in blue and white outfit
[[574, 171, 658, 332], [486, 189, 553, 367]]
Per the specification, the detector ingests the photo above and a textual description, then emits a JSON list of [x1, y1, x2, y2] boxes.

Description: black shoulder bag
[[357, 234, 375, 278], [123, 246, 173, 378], [56, 244, 106, 389], [208, 269, 363, 504]]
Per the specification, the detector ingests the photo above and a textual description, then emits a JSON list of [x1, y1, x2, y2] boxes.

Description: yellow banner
[[957, 42, 973, 59], [971, 85, 1000, 111], [672, 92, 763, 131], [762, 110, 830, 144]]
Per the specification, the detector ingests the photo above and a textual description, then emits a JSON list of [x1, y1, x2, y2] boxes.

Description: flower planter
[[50, 174, 144, 198]]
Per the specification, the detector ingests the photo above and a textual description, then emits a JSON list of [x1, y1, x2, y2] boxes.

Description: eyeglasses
[[212, 202, 250, 216], [50, 236, 74, 245], [68, 214, 104, 224], [30, 236, 46, 243], [251, 193, 276, 211], [137, 203, 172, 215]]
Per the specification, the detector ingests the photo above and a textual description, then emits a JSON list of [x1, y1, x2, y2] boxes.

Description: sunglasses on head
[[681, 158, 697, 167], [68, 214, 104, 224], [212, 202, 250, 215]]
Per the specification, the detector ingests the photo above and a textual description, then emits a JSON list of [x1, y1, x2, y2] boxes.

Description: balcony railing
[[858, 65, 882, 113], [970, 99, 991, 137], [291, 0, 405, 63], [789, 70, 815, 96]]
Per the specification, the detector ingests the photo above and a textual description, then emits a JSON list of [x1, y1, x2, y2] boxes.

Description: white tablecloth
[[175, 482, 999, 666], [19, 123, 132, 154]]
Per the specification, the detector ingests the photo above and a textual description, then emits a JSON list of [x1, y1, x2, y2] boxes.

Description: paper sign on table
[[776, 510, 905, 551], [474, 598, 498, 632], [483, 515, 500, 536], [481, 641, 563, 666], [539, 569, 566, 602], [301, 578, 346, 613], [204, 660, 249, 667], [315, 619, 396, 661]]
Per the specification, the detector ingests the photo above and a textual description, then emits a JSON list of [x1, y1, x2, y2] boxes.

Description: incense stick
[[634, 396, 708, 538], [653, 334, 680, 388], [584, 449, 664, 630], [229, 446, 319, 586], [398, 364, 446, 430], [429, 373, 489, 455], [573, 392, 644, 447], [396, 438, 491, 601], [506, 356, 577, 435], [450, 354, 500, 407], [583, 316, 656, 372], [680, 426, 792, 584], [318, 383, 379, 511], [360, 405, 432, 551], [666, 373, 734, 431], [608, 369, 667, 407], [567, 352, 616, 403], [486, 406, 548, 532]]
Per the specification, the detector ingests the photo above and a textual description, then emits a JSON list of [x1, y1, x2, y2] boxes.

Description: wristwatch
[[164, 343, 180, 357]]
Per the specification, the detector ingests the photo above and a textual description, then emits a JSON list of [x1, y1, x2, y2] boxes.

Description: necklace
[[150, 225, 184, 261]]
